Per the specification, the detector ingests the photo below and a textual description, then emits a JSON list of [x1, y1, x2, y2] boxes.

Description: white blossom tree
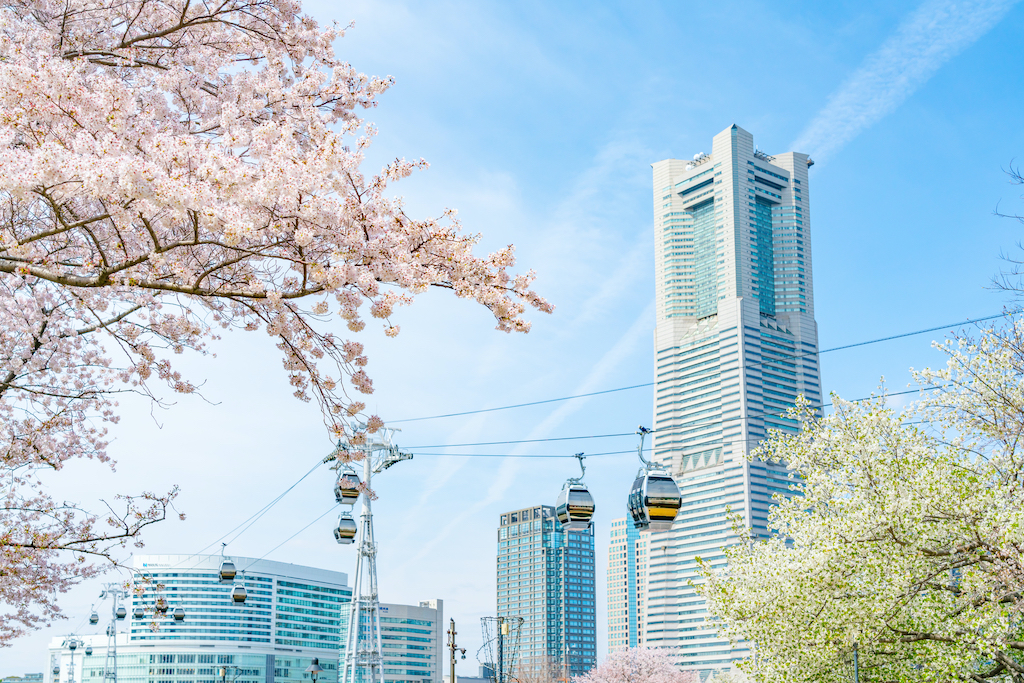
[[573, 647, 697, 683], [0, 0, 551, 643], [697, 316, 1024, 682]]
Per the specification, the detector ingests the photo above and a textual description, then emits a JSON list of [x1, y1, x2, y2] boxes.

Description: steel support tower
[[99, 583, 127, 683], [337, 428, 412, 683]]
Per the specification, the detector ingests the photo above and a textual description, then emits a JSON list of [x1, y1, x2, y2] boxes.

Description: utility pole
[[447, 619, 466, 683]]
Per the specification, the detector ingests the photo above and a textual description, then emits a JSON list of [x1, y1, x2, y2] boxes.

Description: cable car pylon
[[96, 582, 129, 683], [327, 427, 412, 683]]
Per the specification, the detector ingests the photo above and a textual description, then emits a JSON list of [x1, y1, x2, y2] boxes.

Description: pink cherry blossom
[[0, 0, 551, 644], [575, 647, 699, 683]]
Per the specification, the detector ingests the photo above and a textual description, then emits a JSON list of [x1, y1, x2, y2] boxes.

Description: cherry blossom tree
[[574, 647, 698, 683], [697, 317, 1024, 682], [0, 0, 551, 644]]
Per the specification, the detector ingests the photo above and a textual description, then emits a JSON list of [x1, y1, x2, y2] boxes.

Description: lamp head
[[305, 658, 324, 683]]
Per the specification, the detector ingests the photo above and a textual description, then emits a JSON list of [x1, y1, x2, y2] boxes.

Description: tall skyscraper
[[644, 125, 821, 674], [606, 518, 639, 652], [497, 505, 596, 680]]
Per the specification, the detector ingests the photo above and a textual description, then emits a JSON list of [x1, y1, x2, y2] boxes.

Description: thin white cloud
[[792, 0, 1019, 161]]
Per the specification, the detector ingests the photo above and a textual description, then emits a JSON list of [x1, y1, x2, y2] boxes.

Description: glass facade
[[380, 616, 435, 680], [691, 199, 718, 319], [497, 506, 595, 680], [606, 518, 639, 652], [49, 555, 350, 683], [751, 198, 775, 316], [78, 651, 330, 683], [130, 572, 348, 653]]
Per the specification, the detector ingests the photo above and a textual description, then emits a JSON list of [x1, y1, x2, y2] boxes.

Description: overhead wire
[[408, 433, 635, 449], [241, 504, 339, 573], [388, 309, 1018, 424], [219, 457, 325, 548], [148, 456, 329, 573], [406, 387, 933, 453], [412, 449, 640, 458], [388, 383, 655, 423], [675, 310, 1020, 375], [127, 310, 1020, 573]]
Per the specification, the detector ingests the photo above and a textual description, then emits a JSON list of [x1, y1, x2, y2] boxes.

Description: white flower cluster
[[698, 317, 1024, 682]]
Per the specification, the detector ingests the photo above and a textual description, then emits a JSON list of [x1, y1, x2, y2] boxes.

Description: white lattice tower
[[337, 428, 412, 683], [99, 582, 127, 683]]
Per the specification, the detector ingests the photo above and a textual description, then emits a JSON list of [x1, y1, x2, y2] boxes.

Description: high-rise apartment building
[[644, 125, 821, 674], [606, 518, 639, 652], [497, 505, 596, 680]]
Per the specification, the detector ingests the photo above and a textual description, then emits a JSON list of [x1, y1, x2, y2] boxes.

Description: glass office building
[[646, 125, 820, 675], [48, 555, 349, 683], [497, 505, 596, 680], [377, 600, 443, 683]]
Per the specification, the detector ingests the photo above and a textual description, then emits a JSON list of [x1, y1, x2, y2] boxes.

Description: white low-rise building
[[376, 600, 443, 683]]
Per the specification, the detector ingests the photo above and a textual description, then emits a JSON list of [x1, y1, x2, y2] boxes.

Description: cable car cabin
[[555, 484, 595, 530], [133, 607, 144, 620], [334, 473, 361, 506], [628, 471, 682, 531], [116, 606, 127, 620], [155, 598, 168, 614], [218, 559, 236, 583], [232, 584, 247, 604], [85, 647, 93, 656], [334, 513, 357, 544], [172, 607, 185, 622], [89, 611, 99, 625]]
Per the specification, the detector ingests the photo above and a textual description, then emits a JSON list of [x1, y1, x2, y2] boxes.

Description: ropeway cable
[[129, 312, 1018, 570], [406, 386, 934, 452], [146, 457, 328, 572], [387, 309, 1018, 424], [241, 504, 338, 572]]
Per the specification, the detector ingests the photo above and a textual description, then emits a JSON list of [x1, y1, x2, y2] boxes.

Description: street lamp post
[[447, 619, 466, 683], [306, 658, 324, 683]]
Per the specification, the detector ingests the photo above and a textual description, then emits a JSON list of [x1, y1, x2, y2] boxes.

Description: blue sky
[[13, 0, 1024, 673]]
